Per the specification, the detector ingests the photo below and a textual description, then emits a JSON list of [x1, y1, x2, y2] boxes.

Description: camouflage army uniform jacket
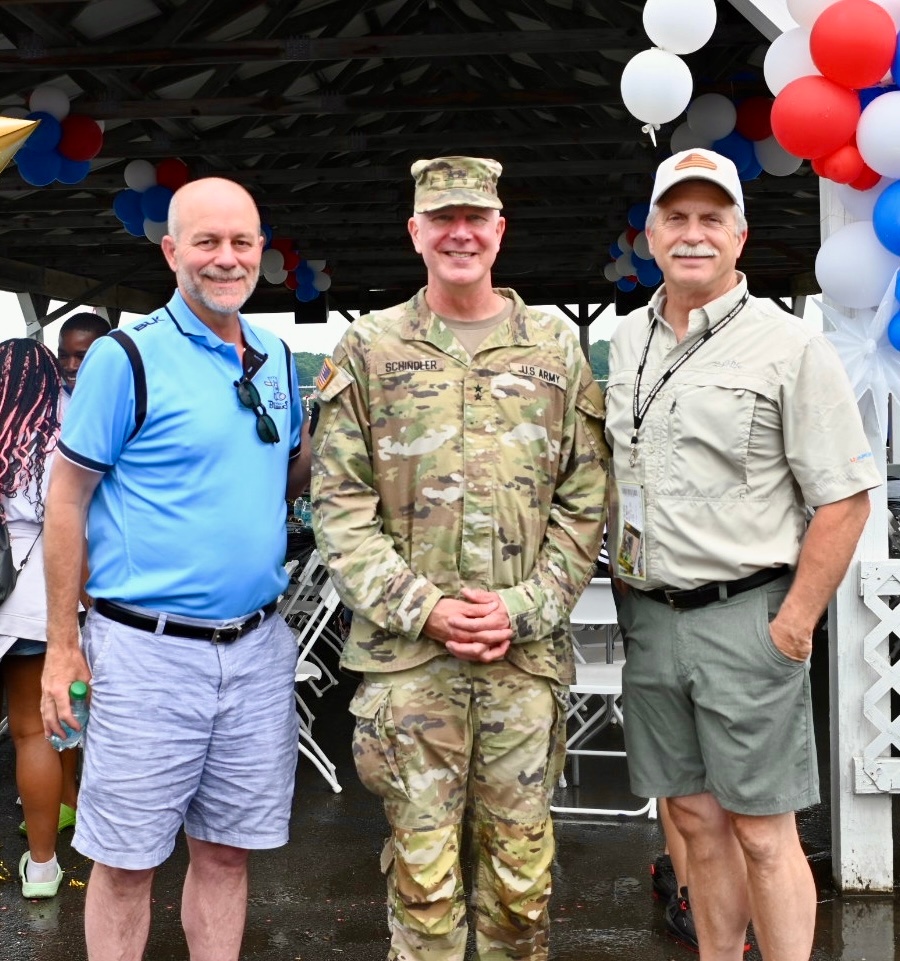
[[311, 287, 609, 685]]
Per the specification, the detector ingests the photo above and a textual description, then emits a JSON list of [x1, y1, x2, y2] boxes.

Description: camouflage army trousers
[[349, 655, 568, 961]]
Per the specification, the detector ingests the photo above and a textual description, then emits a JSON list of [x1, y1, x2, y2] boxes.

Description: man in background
[[57, 312, 110, 392]]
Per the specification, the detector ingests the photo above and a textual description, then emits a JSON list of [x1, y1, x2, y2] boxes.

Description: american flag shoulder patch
[[315, 357, 337, 391]]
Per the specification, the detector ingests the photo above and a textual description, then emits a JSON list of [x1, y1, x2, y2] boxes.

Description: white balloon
[[124, 159, 157, 192], [260, 248, 285, 273], [28, 85, 70, 121], [617, 230, 633, 254], [669, 120, 713, 154], [312, 272, 332, 291], [632, 231, 652, 261], [786, 0, 839, 29], [603, 262, 620, 282], [754, 135, 804, 176], [857, 92, 900, 179], [620, 48, 693, 126], [305, 258, 327, 271], [642, 0, 717, 55], [763, 28, 820, 96], [835, 177, 893, 220], [815, 220, 900, 308], [615, 252, 635, 277], [686, 94, 737, 141], [143, 219, 167, 244], [265, 268, 288, 284]]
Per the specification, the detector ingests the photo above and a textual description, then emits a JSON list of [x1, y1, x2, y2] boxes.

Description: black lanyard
[[629, 291, 749, 466]]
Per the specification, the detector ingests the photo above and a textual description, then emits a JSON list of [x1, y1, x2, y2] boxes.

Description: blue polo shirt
[[59, 292, 303, 619]]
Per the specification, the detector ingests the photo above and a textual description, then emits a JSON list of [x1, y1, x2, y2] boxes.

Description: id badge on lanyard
[[616, 481, 647, 580]]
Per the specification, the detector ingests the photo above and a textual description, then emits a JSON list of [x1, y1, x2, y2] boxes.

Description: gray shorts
[[74, 607, 299, 870], [618, 574, 819, 815]]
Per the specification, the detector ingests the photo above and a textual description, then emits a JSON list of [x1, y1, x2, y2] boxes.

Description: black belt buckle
[[663, 588, 680, 610], [210, 624, 241, 644], [210, 608, 266, 643], [663, 586, 713, 611]]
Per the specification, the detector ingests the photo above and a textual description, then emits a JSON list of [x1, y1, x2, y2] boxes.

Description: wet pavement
[[1, 637, 898, 960]]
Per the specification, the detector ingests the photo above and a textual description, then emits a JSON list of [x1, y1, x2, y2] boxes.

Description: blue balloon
[[636, 259, 663, 287], [123, 219, 146, 237], [873, 181, 900, 256], [860, 86, 887, 109], [56, 155, 91, 184], [295, 283, 319, 302], [616, 277, 637, 293], [261, 223, 273, 248], [739, 155, 763, 182], [140, 184, 173, 222], [888, 310, 900, 351], [609, 241, 623, 259], [712, 131, 755, 174], [893, 35, 900, 86], [113, 188, 144, 224], [22, 111, 62, 152], [627, 202, 651, 230], [16, 147, 61, 186], [896, 270, 900, 302], [294, 262, 315, 284]]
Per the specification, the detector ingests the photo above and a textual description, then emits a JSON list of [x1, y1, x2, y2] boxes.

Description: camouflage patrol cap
[[411, 156, 504, 213]]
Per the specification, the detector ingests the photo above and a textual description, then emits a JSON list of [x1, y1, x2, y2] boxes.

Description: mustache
[[670, 244, 717, 257], [200, 268, 250, 281]]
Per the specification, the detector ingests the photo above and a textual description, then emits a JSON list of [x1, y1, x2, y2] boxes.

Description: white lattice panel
[[856, 562, 900, 792]]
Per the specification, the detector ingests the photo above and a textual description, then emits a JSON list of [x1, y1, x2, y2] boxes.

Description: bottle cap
[[70, 680, 89, 699]]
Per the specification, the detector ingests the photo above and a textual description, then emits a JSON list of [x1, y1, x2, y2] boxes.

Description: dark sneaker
[[650, 853, 678, 903], [665, 886, 699, 952], [665, 887, 751, 955]]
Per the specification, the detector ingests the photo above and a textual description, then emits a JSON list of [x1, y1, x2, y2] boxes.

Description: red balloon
[[735, 97, 773, 142], [810, 0, 897, 89], [770, 75, 860, 159], [625, 226, 639, 244], [57, 114, 103, 161], [270, 237, 294, 255], [812, 142, 866, 183], [849, 163, 882, 190], [284, 273, 298, 290], [282, 250, 300, 271], [155, 157, 189, 191]]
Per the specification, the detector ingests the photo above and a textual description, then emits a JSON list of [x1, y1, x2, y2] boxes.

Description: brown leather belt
[[640, 568, 788, 611]]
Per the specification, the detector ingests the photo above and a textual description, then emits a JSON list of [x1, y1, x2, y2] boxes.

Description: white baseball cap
[[650, 148, 744, 213]]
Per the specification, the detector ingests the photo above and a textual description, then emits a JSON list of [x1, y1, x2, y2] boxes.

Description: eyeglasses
[[234, 376, 280, 444]]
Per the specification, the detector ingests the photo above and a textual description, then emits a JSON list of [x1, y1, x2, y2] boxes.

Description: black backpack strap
[[108, 329, 147, 441], [281, 338, 294, 396]]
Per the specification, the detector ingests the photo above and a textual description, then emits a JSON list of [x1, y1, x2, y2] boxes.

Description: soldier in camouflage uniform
[[311, 156, 608, 961]]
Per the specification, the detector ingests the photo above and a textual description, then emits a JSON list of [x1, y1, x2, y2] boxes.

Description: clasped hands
[[424, 588, 513, 662]]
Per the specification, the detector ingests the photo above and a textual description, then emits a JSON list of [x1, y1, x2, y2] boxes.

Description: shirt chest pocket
[[655, 370, 774, 499]]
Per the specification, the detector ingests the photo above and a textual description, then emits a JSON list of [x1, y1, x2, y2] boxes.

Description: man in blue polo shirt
[[40, 177, 308, 961]]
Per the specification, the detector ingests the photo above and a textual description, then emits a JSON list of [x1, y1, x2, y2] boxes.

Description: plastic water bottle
[[48, 681, 89, 751], [293, 496, 313, 527]]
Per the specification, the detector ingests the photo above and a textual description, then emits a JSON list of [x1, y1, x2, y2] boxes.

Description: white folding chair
[[552, 578, 656, 819], [294, 658, 342, 793], [569, 577, 620, 663], [289, 579, 343, 695]]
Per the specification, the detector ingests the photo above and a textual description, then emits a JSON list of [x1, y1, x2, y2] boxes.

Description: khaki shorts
[[618, 574, 819, 815]]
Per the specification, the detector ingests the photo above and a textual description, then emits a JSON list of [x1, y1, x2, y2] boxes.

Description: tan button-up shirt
[[605, 276, 881, 591]]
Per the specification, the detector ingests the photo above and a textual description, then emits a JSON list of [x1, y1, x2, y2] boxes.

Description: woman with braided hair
[[0, 337, 72, 899]]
